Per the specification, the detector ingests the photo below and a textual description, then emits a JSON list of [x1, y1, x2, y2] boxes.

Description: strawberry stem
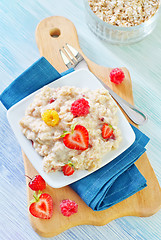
[[25, 175, 32, 180], [29, 191, 42, 204], [68, 160, 74, 166], [71, 122, 78, 133], [33, 192, 38, 201]]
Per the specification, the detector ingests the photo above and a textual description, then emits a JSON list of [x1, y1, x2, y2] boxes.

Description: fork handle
[[75, 61, 148, 125], [99, 79, 148, 125], [76, 60, 148, 125]]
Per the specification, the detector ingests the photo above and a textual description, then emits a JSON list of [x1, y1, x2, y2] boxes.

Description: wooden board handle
[[36, 16, 80, 72], [36, 16, 133, 105]]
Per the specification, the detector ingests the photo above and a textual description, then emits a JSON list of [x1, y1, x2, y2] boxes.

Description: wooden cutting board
[[23, 16, 161, 238]]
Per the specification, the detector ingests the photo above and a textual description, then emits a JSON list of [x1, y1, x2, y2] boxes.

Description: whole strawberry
[[26, 175, 46, 191]]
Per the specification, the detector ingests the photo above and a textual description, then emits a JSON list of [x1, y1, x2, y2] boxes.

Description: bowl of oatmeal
[[7, 69, 135, 188], [84, 0, 160, 44]]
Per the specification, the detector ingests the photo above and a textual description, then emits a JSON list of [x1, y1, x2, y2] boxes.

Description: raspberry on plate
[[60, 199, 78, 217], [109, 68, 125, 84], [71, 98, 90, 117]]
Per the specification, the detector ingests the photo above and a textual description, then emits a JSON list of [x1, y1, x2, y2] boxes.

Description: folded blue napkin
[[0, 57, 149, 211]]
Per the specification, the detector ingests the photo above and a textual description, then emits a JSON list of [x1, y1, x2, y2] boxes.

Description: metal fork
[[59, 43, 148, 125]]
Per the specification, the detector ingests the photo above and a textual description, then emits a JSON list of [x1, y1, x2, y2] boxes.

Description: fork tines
[[59, 43, 83, 69]]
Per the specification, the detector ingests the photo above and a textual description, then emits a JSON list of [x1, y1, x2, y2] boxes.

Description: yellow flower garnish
[[41, 109, 59, 126]]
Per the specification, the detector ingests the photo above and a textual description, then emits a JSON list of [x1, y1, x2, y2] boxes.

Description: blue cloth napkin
[[71, 126, 148, 210], [0, 57, 149, 211]]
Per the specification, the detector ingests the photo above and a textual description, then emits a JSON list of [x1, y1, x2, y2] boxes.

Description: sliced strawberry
[[102, 124, 114, 139], [63, 125, 89, 150], [62, 163, 75, 176], [29, 192, 53, 219]]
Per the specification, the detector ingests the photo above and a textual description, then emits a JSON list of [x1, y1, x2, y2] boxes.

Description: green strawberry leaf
[[71, 122, 78, 133], [30, 198, 37, 204], [68, 160, 74, 167], [60, 131, 70, 138], [30, 190, 42, 203], [108, 124, 115, 130]]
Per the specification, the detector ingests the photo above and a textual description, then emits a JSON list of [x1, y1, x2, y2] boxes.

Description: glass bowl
[[84, 0, 160, 45]]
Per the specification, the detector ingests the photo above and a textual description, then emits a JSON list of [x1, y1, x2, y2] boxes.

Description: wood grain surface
[[22, 16, 161, 238]]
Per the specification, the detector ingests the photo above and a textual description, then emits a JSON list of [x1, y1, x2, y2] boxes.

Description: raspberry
[[109, 68, 125, 84], [60, 199, 78, 217], [71, 98, 90, 117]]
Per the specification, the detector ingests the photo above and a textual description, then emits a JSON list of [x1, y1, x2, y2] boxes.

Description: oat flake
[[88, 0, 160, 27]]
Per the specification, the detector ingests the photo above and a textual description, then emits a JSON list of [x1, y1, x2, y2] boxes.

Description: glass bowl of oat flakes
[[84, 0, 160, 44]]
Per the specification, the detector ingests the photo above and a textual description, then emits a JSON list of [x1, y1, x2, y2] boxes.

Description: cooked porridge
[[20, 86, 121, 173]]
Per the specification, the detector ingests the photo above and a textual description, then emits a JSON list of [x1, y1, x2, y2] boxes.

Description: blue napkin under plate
[[0, 57, 149, 211]]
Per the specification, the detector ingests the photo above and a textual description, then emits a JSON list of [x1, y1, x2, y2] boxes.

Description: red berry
[[28, 175, 46, 191], [60, 199, 78, 217], [102, 124, 114, 139], [110, 68, 125, 84], [71, 98, 90, 117], [100, 117, 104, 121], [110, 133, 116, 140], [63, 125, 89, 150], [49, 98, 56, 103], [62, 163, 75, 176], [29, 193, 53, 219]]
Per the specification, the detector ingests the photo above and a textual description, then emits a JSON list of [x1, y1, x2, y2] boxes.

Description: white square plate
[[7, 69, 135, 188]]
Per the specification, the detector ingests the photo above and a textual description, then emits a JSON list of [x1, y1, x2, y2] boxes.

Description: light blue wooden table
[[0, 0, 161, 239]]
